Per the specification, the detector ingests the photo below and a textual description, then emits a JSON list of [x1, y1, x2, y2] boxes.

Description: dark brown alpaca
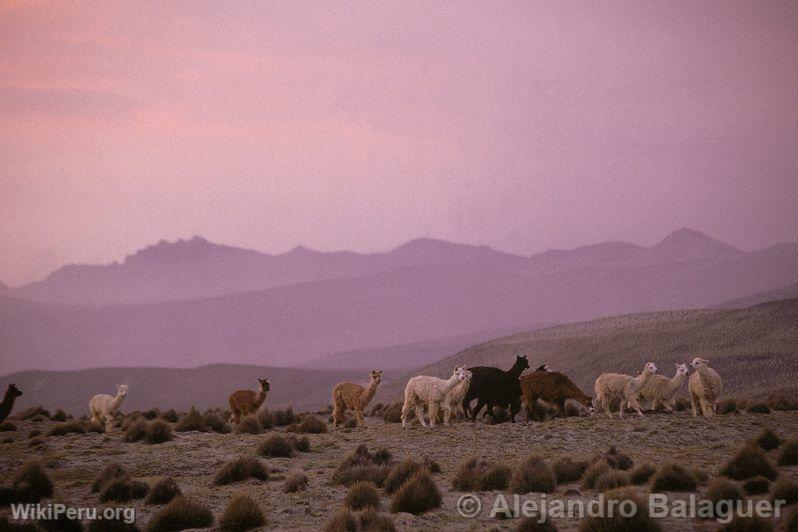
[[0, 384, 23, 424], [520, 370, 592, 421], [229, 378, 269, 423]]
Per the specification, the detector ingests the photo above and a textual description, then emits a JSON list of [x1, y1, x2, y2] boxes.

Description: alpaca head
[[6, 384, 22, 399], [674, 363, 689, 376], [117, 384, 129, 397], [514, 356, 530, 371], [370, 370, 383, 385], [643, 362, 657, 375], [452, 366, 471, 382], [690, 357, 709, 369], [258, 378, 270, 393]]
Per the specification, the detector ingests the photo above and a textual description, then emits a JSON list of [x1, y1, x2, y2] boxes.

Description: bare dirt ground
[[1, 410, 797, 531]]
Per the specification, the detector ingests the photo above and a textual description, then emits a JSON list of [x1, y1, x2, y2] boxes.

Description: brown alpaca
[[332, 370, 382, 427], [520, 370, 592, 421], [0, 384, 22, 424], [229, 378, 270, 423]]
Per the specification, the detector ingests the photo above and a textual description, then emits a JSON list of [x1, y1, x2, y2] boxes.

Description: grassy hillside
[[0, 364, 363, 415], [379, 298, 798, 402], [713, 283, 798, 309]]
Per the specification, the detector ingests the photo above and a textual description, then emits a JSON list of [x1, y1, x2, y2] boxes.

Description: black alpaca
[[0, 384, 23, 424], [462, 355, 529, 423]]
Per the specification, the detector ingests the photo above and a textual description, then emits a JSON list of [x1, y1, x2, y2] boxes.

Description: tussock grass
[[145, 477, 181, 505], [650, 463, 698, 492], [517, 516, 558, 531], [778, 438, 798, 466], [16, 406, 50, 421], [283, 473, 309, 493], [743, 476, 770, 495], [161, 409, 179, 423], [597, 445, 634, 470], [324, 507, 358, 532], [219, 492, 266, 531], [257, 434, 294, 457], [91, 463, 127, 493], [389, 470, 441, 515], [553, 457, 588, 484], [703, 478, 745, 518], [202, 413, 231, 434], [288, 435, 310, 452], [579, 487, 661, 532], [234, 415, 262, 435], [212, 457, 269, 486], [9, 461, 54, 504], [718, 516, 775, 531], [755, 427, 782, 451], [452, 457, 511, 491], [144, 420, 173, 444], [344, 481, 381, 511], [272, 407, 296, 426], [381, 403, 403, 423], [721, 443, 778, 480], [287, 415, 327, 434], [0, 421, 16, 432], [174, 407, 208, 432], [99, 478, 148, 503], [631, 463, 656, 485], [48, 420, 92, 437], [594, 469, 632, 491], [145, 496, 213, 532], [746, 402, 771, 414], [581, 461, 611, 490], [123, 420, 148, 442], [358, 508, 396, 531], [510, 455, 557, 494], [771, 478, 798, 506]]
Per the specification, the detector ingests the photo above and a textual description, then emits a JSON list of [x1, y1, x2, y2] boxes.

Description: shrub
[[721, 443, 778, 480], [283, 473, 309, 493], [144, 421, 173, 444], [17, 406, 50, 420], [48, 420, 87, 436], [755, 428, 782, 451], [289, 435, 310, 453], [650, 463, 697, 492], [594, 470, 631, 491], [381, 402, 403, 423], [85, 421, 105, 434], [517, 516, 558, 531], [600, 446, 634, 470], [234, 415, 262, 435], [582, 461, 611, 490], [12, 461, 54, 502], [345, 481, 381, 511], [673, 397, 691, 412], [553, 457, 588, 484], [0, 422, 16, 432], [99, 478, 148, 503], [717, 399, 739, 415], [778, 438, 798, 466], [123, 420, 148, 443], [145, 477, 181, 505], [385, 459, 424, 494], [161, 409, 179, 423], [768, 393, 798, 411], [273, 407, 296, 426], [511, 455, 557, 494], [344, 418, 358, 429], [219, 492, 266, 531], [212, 457, 269, 486], [256, 409, 274, 429], [332, 445, 390, 487], [743, 476, 770, 495], [422, 458, 441, 474], [631, 463, 656, 485], [452, 457, 511, 491], [324, 507, 358, 532], [579, 487, 661, 532], [772, 479, 798, 506], [143, 409, 159, 420], [358, 509, 396, 531], [746, 403, 771, 414], [288, 416, 327, 434], [389, 471, 441, 515], [203, 413, 231, 434], [703, 478, 745, 518], [145, 496, 213, 531], [174, 407, 207, 432], [91, 463, 128, 493], [257, 435, 294, 458], [718, 516, 775, 532]]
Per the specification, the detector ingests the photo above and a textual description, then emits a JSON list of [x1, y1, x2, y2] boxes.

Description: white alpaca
[[688, 357, 723, 417], [444, 377, 472, 419], [89, 384, 129, 427], [640, 363, 689, 412], [401, 366, 471, 427], [593, 362, 657, 418]]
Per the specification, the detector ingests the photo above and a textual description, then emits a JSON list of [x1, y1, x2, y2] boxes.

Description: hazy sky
[[1, 1, 797, 286]]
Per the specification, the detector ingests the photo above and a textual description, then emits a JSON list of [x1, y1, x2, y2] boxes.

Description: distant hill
[[378, 298, 798, 402], [713, 282, 798, 309], [0, 365, 362, 415]]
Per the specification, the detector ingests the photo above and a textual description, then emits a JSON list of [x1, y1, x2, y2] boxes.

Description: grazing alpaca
[[89, 384, 129, 427], [229, 378, 270, 423], [520, 369, 592, 421], [689, 357, 723, 417], [640, 363, 689, 412], [462, 355, 530, 423], [593, 362, 657, 418], [0, 384, 23, 424], [332, 370, 382, 427], [401, 366, 471, 427]]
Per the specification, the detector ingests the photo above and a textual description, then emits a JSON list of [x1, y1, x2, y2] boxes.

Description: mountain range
[[1, 228, 797, 374]]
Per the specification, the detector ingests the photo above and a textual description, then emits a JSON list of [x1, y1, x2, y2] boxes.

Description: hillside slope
[[713, 282, 798, 309], [378, 298, 798, 401]]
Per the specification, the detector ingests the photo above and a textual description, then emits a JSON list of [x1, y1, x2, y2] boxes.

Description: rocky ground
[[1, 410, 797, 531]]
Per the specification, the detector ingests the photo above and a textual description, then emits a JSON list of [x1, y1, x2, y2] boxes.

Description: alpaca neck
[[439, 375, 462, 396], [636, 369, 653, 386], [509, 363, 526, 378], [670, 372, 687, 388], [360, 381, 379, 404], [0, 390, 16, 417], [253, 390, 267, 408], [110, 392, 126, 411]]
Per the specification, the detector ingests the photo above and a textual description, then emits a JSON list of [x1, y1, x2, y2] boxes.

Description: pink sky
[[1, 1, 797, 286]]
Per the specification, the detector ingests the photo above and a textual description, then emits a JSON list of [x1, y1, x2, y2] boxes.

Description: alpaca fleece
[[332, 371, 382, 427]]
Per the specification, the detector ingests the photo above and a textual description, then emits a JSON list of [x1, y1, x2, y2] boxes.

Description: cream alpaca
[[401, 366, 471, 428], [89, 384, 129, 428], [688, 357, 723, 417], [332, 370, 382, 427], [593, 362, 657, 417], [640, 363, 689, 412]]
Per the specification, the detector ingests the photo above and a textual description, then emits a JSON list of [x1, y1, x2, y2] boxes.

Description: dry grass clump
[[0, 421, 16, 432], [161, 409, 179, 423], [283, 473, 309, 493], [452, 457, 511, 491], [272, 407, 296, 426], [746, 402, 771, 414], [768, 393, 798, 411], [324, 507, 358, 532], [788, 506, 798, 532], [581, 461, 611, 490], [99, 477, 148, 503], [650, 463, 698, 492], [144, 420, 173, 444], [145, 496, 213, 531], [381, 402, 403, 423], [743, 476, 770, 495], [384, 459, 424, 494], [771, 478, 798, 506], [145, 477, 181, 505], [358, 508, 396, 531], [703, 478, 745, 519], [91, 463, 127, 493], [553, 456, 588, 484], [123, 419, 148, 442], [234, 415, 263, 435], [16, 406, 50, 421], [174, 407, 208, 432], [594, 469, 632, 491], [219, 492, 266, 531], [344, 417, 358, 429], [48, 420, 92, 436], [598, 446, 634, 470], [257, 434, 295, 457], [579, 487, 661, 532], [778, 437, 798, 466], [673, 396, 691, 412], [9, 461, 54, 503], [257, 409, 274, 429], [287, 415, 327, 434], [389, 470, 441, 515], [717, 398, 741, 415], [288, 435, 310, 452], [344, 481, 382, 511], [721, 443, 778, 480], [202, 412, 231, 434], [755, 427, 782, 451], [718, 515, 775, 531], [332, 445, 392, 488], [631, 463, 656, 485], [510, 455, 557, 494], [212, 457, 269, 486], [517, 516, 559, 532]]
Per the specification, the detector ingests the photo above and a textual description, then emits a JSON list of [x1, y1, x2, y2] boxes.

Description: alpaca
[[640, 363, 689, 412], [229, 378, 270, 423], [688, 357, 723, 417], [593, 362, 657, 418], [401, 366, 471, 427], [0, 384, 22, 424], [332, 370, 382, 427], [520, 369, 592, 421], [89, 384, 129, 428], [463, 355, 530, 423]]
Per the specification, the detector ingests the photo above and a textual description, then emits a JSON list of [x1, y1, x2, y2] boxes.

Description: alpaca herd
[[0, 356, 725, 430]]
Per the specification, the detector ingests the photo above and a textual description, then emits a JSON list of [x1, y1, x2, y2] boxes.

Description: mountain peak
[[649, 228, 742, 262]]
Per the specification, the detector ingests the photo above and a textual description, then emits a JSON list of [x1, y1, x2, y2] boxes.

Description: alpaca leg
[[510, 399, 520, 423], [630, 398, 644, 417], [617, 399, 625, 418], [699, 398, 713, 418], [690, 393, 700, 417], [470, 399, 486, 423], [414, 399, 428, 427], [332, 398, 345, 427], [401, 392, 413, 428], [442, 403, 452, 426], [428, 402, 438, 428]]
